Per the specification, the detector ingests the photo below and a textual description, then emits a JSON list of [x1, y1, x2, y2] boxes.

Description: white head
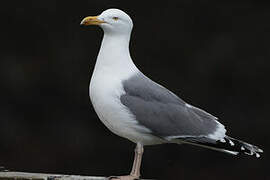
[[81, 9, 133, 35]]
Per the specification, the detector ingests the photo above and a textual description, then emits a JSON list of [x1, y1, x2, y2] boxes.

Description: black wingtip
[[220, 136, 263, 158]]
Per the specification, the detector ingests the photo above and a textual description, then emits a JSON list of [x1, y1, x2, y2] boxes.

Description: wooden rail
[[0, 171, 107, 180], [0, 169, 151, 180]]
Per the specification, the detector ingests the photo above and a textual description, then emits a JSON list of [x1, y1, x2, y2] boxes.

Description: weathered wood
[[0, 171, 153, 180], [0, 171, 107, 180]]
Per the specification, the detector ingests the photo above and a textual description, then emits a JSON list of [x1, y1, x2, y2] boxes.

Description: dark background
[[0, 0, 269, 179]]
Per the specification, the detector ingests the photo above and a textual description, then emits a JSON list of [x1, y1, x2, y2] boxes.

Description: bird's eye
[[112, 17, 119, 21]]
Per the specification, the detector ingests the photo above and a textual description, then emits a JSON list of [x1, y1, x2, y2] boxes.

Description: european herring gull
[[80, 8, 263, 180]]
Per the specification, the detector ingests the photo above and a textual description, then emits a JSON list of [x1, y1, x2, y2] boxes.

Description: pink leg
[[109, 143, 144, 180], [130, 143, 144, 178]]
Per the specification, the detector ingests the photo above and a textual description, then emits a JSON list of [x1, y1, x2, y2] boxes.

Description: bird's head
[[80, 9, 133, 35]]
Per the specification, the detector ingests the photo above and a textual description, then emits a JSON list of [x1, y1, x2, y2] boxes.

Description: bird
[[80, 8, 263, 180]]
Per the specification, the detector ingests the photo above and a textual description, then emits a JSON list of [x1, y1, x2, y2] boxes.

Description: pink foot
[[108, 175, 140, 180]]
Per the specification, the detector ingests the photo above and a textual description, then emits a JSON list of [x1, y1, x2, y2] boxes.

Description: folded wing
[[120, 72, 226, 141]]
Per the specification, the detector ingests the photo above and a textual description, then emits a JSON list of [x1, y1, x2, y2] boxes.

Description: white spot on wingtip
[[244, 151, 254, 156], [256, 153, 260, 158], [229, 140, 235, 146], [220, 138, 226, 143], [258, 148, 263, 153], [241, 146, 245, 151]]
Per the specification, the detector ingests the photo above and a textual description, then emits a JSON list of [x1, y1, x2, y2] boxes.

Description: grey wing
[[120, 72, 225, 141]]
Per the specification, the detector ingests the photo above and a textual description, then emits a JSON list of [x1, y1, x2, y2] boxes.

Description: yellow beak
[[80, 16, 105, 26]]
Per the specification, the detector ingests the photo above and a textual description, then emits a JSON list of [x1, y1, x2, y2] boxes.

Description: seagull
[[80, 8, 263, 180]]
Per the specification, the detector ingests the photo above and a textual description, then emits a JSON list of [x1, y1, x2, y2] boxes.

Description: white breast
[[88, 31, 164, 145], [89, 67, 162, 145]]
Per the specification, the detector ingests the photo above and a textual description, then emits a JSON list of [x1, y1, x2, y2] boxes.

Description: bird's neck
[[94, 33, 137, 75]]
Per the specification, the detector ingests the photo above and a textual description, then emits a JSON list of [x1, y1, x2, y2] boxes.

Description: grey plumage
[[84, 10, 263, 179], [120, 72, 220, 139], [120, 72, 263, 157]]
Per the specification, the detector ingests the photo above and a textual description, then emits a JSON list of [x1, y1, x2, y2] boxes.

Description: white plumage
[[81, 8, 263, 180]]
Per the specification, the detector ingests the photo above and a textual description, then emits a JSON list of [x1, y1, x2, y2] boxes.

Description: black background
[[0, 1, 269, 180]]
